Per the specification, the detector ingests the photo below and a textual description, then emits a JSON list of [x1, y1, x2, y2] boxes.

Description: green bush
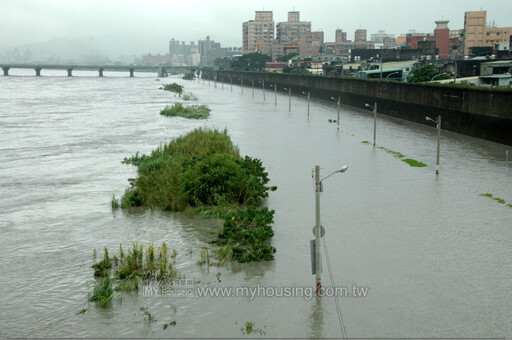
[[217, 207, 276, 263]]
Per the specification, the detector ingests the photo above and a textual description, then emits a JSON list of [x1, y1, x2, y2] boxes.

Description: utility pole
[[453, 60, 457, 83], [379, 53, 383, 80], [436, 115, 441, 175], [274, 83, 277, 106], [314, 166, 322, 294], [288, 88, 292, 111], [337, 97, 340, 130], [426, 115, 441, 175], [303, 91, 311, 118], [373, 102, 377, 146], [307, 91, 310, 118], [312, 165, 348, 294]]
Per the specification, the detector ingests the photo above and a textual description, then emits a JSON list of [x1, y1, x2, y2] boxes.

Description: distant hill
[[0, 34, 167, 64]]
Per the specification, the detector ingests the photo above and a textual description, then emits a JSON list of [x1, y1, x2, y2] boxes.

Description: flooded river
[[0, 69, 511, 338]]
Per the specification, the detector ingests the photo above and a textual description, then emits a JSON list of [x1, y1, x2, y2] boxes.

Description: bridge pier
[[98, 68, 104, 77], [66, 68, 73, 76], [2, 67, 9, 76], [129, 68, 134, 77], [35, 68, 41, 76]]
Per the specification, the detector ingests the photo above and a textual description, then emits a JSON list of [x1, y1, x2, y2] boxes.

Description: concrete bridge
[[0, 64, 196, 77]]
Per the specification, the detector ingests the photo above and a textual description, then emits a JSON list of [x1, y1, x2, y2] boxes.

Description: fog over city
[[1, 0, 511, 63]]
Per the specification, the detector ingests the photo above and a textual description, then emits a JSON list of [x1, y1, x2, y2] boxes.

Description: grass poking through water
[[402, 158, 427, 167], [362, 141, 427, 168], [87, 276, 121, 308], [480, 193, 512, 208]]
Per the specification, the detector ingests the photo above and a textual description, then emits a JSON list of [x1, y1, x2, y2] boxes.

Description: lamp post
[[302, 91, 311, 118], [330, 96, 341, 130], [313, 165, 348, 294], [285, 87, 292, 111], [386, 71, 401, 80], [365, 102, 378, 146], [425, 115, 441, 175], [269, 84, 277, 106], [431, 73, 448, 81]]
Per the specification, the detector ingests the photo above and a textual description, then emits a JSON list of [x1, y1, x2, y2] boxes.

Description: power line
[[323, 235, 348, 339]]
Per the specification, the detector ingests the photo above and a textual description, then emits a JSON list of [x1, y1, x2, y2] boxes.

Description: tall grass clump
[[90, 243, 179, 295], [88, 276, 121, 308], [182, 92, 198, 101], [159, 103, 210, 119]]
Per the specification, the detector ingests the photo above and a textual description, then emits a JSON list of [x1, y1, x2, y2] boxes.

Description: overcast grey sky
[[1, 0, 511, 54]]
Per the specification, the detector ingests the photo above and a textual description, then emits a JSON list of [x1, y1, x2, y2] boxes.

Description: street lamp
[[431, 73, 448, 81], [330, 96, 341, 130], [284, 87, 292, 111], [313, 165, 348, 294], [425, 115, 441, 175], [365, 102, 378, 146], [302, 91, 311, 118], [386, 71, 401, 80]]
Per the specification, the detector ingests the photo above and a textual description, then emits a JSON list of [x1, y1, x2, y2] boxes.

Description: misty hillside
[[0, 35, 168, 64]]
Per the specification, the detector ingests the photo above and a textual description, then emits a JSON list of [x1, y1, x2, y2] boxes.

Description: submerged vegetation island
[[112, 128, 277, 263], [160, 103, 210, 119], [162, 82, 184, 96]]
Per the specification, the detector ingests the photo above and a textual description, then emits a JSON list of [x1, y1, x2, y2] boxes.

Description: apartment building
[[276, 11, 312, 44], [335, 29, 348, 43], [355, 29, 367, 42], [464, 10, 512, 55], [242, 11, 275, 54]]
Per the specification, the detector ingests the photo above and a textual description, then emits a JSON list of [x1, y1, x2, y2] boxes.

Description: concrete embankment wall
[[202, 70, 512, 146]]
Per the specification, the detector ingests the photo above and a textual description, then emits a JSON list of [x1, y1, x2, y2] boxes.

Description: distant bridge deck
[[0, 64, 196, 77]]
